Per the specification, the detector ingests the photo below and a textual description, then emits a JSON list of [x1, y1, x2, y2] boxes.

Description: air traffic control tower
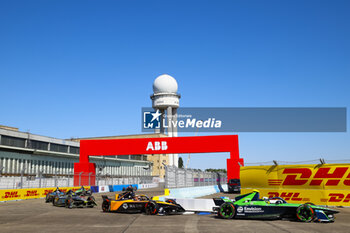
[[151, 74, 181, 167]]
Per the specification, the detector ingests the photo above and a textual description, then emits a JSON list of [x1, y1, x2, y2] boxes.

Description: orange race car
[[101, 191, 185, 215]]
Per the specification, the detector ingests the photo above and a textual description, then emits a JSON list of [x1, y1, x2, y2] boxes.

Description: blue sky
[[1, 0, 349, 169]]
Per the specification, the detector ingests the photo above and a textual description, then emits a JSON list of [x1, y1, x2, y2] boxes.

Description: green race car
[[213, 190, 339, 222]]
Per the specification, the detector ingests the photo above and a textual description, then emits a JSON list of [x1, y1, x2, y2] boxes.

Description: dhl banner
[[0, 186, 90, 202], [240, 163, 350, 206]]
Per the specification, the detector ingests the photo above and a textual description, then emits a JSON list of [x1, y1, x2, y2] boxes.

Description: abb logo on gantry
[[146, 141, 168, 151], [276, 167, 350, 186]]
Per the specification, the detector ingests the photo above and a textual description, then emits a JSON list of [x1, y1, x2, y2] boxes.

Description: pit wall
[[240, 163, 350, 206], [0, 183, 159, 202]]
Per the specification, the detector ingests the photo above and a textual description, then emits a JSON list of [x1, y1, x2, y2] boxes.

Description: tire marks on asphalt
[[121, 214, 141, 233]]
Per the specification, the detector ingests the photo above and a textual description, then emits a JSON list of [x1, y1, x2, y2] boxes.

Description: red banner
[[75, 135, 243, 186]]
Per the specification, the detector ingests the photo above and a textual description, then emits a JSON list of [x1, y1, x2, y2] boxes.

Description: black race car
[[45, 187, 65, 203], [74, 186, 92, 196], [102, 193, 185, 215], [53, 187, 96, 208]]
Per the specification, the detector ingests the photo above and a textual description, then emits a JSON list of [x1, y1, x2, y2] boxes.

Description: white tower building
[[151, 74, 181, 167]]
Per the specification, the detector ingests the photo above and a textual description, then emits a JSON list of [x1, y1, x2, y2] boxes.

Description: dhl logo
[[268, 167, 350, 186], [24, 190, 39, 197], [267, 191, 350, 203], [267, 192, 350, 203], [1, 191, 20, 199], [326, 193, 350, 203], [267, 192, 310, 202]]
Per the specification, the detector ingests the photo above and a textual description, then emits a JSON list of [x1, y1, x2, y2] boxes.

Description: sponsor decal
[[243, 207, 264, 213], [44, 189, 54, 195], [128, 203, 143, 209], [1, 191, 20, 199], [266, 167, 350, 187], [327, 193, 350, 203], [24, 190, 39, 197], [146, 141, 168, 151], [267, 192, 310, 202], [122, 203, 128, 209], [237, 206, 243, 213]]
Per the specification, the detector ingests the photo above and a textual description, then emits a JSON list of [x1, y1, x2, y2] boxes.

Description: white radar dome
[[153, 74, 178, 94]]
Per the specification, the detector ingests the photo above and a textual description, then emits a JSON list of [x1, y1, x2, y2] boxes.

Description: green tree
[[178, 157, 184, 168], [205, 168, 227, 173]]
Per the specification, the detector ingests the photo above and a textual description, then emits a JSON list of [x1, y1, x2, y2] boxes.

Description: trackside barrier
[[0, 186, 90, 202], [175, 199, 217, 212], [153, 185, 226, 201], [138, 183, 158, 189], [90, 183, 158, 193], [0, 183, 158, 202], [108, 184, 138, 192], [98, 186, 110, 193], [240, 163, 350, 206], [90, 186, 99, 193]]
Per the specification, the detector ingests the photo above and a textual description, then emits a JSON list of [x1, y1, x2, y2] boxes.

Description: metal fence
[[244, 158, 350, 166], [0, 172, 157, 189], [164, 166, 227, 188]]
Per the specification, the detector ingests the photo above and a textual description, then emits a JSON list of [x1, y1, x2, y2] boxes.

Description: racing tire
[[218, 202, 236, 219], [52, 197, 58, 206], [45, 194, 50, 203], [87, 196, 96, 208], [145, 201, 159, 215], [102, 200, 111, 212], [88, 196, 96, 203], [296, 204, 315, 222], [65, 196, 73, 209]]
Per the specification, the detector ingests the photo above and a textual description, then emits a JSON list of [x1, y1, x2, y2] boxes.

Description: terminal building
[[0, 125, 157, 178]]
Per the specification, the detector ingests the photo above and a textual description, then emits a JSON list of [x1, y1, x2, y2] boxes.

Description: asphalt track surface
[[0, 187, 349, 233]]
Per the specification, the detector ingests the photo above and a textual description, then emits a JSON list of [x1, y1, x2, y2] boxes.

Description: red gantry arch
[[74, 135, 244, 186]]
